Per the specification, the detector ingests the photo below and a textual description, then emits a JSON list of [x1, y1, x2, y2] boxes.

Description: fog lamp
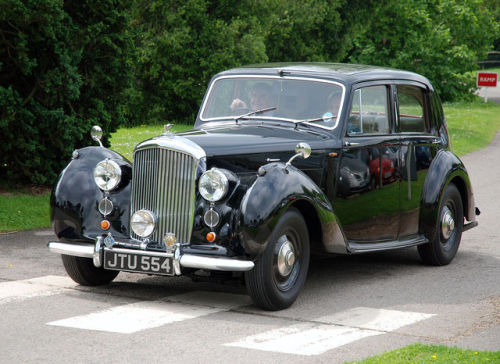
[[131, 210, 156, 238]]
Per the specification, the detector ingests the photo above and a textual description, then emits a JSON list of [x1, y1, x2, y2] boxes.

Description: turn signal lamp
[[100, 220, 110, 230], [206, 232, 216, 242]]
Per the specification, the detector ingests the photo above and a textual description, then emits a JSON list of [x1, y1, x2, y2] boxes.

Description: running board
[[347, 235, 428, 254]]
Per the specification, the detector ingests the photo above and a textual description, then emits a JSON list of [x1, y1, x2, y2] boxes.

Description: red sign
[[477, 72, 498, 87]]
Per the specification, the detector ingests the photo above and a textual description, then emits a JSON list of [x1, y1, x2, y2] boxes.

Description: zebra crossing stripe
[[315, 307, 435, 331], [0, 275, 77, 304], [225, 307, 435, 356], [225, 323, 381, 356], [47, 291, 251, 334]]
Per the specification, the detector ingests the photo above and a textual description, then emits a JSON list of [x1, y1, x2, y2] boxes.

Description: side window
[[397, 85, 428, 133], [348, 85, 390, 135], [431, 91, 444, 130]]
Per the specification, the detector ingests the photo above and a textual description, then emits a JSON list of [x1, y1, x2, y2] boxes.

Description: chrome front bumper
[[48, 239, 254, 274]]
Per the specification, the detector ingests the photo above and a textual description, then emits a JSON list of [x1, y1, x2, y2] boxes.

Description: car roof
[[215, 62, 434, 90]]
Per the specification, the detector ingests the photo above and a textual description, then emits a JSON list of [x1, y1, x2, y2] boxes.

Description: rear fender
[[419, 150, 475, 236]]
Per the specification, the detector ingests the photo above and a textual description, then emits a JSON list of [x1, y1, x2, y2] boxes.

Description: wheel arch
[[419, 150, 475, 237], [239, 163, 347, 258], [290, 199, 323, 254]]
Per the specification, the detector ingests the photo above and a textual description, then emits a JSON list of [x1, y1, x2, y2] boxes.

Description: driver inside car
[[230, 83, 274, 111]]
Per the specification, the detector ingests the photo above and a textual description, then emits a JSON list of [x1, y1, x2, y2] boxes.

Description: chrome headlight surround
[[198, 168, 229, 202], [93, 159, 122, 191], [131, 210, 156, 238]]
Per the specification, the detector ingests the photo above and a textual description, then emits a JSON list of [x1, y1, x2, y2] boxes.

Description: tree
[[0, 0, 133, 185], [127, 0, 267, 126], [348, 0, 499, 101]]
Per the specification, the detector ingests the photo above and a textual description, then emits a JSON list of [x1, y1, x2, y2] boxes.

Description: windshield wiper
[[294, 113, 337, 128], [234, 107, 277, 123]]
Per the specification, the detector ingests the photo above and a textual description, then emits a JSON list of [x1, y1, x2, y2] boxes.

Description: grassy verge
[[444, 98, 500, 155], [1, 99, 499, 233], [0, 187, 51, 233], [475, 66, 500, 75], [350, 343, 499, 363]]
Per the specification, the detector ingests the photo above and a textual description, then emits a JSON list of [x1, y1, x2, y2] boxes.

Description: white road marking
[[48, 301, 222, 333], [47, 291, 249, 334], [225, 323, 381, 356], [315, 307, 435, 331], [0, 275, 77, 304], [34, 230, 54, 236], [226, 307, 435, 356]]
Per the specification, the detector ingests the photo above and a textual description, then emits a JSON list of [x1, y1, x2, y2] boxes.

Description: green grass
[[110, 123, 193, 161], [475, 67, 500, 75], [0, 191, 51, 233], [444, 99, 500, 156], [349, 343, 500, 363]]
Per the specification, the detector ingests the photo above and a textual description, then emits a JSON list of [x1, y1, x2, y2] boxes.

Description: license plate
[[104, 249, 174, 276]]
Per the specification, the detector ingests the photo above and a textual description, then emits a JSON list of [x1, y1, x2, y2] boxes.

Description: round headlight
[[198, 169, 228, 202], [131, 210, 156, 238], [93, 159, 121, 191]]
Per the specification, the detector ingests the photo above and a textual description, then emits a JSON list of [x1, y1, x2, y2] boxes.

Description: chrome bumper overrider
[[48, 239, 254, 273]]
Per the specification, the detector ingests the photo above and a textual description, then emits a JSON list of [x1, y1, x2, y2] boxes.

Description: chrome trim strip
[[347, 235, 428, 254], [104, 247, 174, 258], [135, 135, 206, 160], [48, 242, 94, 258], [180, 254, 254, 272], [48, 241, 254, 272], [199, 74, 346, 130]]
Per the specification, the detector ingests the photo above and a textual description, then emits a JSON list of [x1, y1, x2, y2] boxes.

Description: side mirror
[[91, 125, 103, 147], [285, 142, 311, 170], [295, 142, 311, 159]]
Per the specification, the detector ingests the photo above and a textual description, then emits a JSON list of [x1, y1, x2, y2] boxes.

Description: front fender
[[419, 149, 474, 236], [239, 162, 346, 257], [51, 146, 132, 242]]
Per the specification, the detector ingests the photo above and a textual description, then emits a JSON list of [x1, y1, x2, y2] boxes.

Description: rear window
[[397, 85, 428, 133]]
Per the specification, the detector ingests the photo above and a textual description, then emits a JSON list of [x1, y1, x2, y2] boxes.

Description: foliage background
[[0, 0, 133, 184], [0, 0, 498, 185]]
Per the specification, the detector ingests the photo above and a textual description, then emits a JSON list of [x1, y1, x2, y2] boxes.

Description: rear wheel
[[245, 208, 310, 310], [418, 183, 463, 265], [62, 255, 119, 286]]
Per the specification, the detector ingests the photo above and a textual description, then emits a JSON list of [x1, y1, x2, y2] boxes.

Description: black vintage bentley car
[[49, 63, 479, 310]]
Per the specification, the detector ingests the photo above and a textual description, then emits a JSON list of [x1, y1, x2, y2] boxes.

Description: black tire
[[245, 208, 310, 310], [62, 255, 119, 286], [418, 183, 463, 266]]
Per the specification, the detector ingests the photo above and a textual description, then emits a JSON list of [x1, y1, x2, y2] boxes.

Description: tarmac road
[[1, 112, 499, 363]]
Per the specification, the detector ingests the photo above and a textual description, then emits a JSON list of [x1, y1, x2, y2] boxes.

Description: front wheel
[[62, 255, 119, 286], [418, 183, 463, 265], [245, 208, 310, 310]]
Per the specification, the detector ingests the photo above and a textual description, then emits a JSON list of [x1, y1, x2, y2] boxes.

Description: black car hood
[[178, 123, 329, 157]]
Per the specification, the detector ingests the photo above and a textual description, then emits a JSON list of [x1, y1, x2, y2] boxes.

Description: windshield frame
[[199, 75, 346, 131]]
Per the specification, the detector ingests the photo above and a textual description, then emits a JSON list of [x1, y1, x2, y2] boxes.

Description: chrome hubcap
[[277, 239, 295, 277], [441, 206, 455, 240]]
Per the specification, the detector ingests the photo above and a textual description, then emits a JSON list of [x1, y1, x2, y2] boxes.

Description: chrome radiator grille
[[130, 147, 197, 243]]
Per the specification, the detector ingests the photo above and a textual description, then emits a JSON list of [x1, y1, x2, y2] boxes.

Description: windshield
[[200, 76, 344, 129]]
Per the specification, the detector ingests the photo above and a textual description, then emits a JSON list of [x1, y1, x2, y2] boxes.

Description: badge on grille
[[164, 233, 176, 248]]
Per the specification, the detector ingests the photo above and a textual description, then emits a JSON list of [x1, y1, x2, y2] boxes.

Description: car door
[[395, 83, 439, 238], [335, 83, 401, 243]]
